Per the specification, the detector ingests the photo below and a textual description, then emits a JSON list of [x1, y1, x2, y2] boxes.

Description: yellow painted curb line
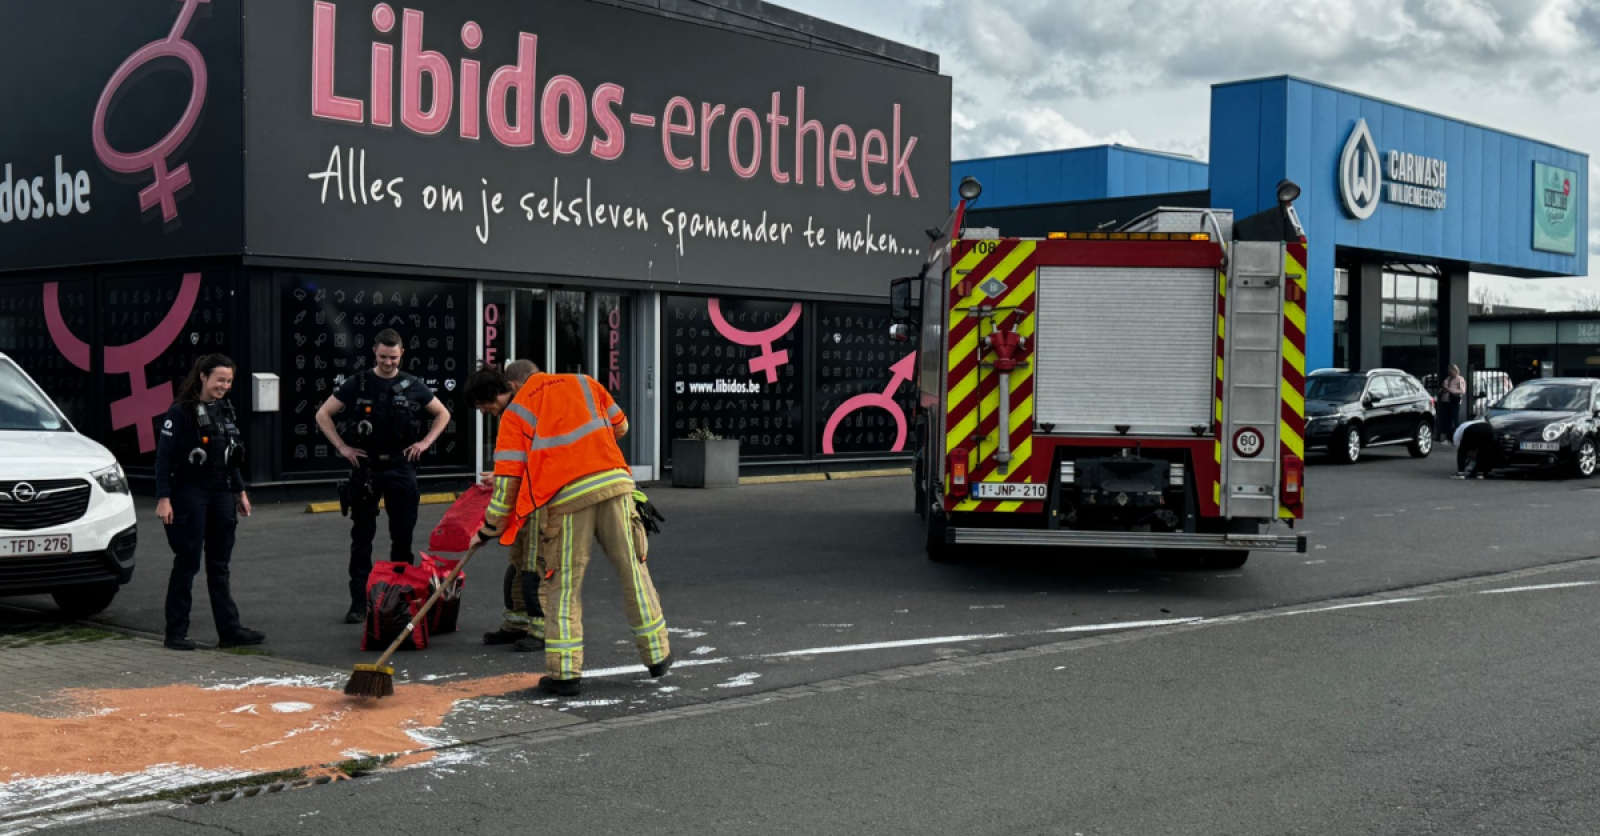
[[306, 492, 460, 514], [825, 468, 913, 480], [739, 473, 827, 485]]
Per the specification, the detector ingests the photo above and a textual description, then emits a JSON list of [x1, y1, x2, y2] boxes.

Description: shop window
[[665, 294, 804, 459], [815, 302, 917, 456], [0, 279, 94, 432], [554, 290, 587, 375]]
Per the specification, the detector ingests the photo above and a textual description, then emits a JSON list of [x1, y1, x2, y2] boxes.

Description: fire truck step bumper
[[945, 529, 1308, 553]]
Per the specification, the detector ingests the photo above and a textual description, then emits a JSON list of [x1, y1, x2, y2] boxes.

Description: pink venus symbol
[[708, 299, 803, 384], [92, 0, 209, 222], [44, 274, 203, 453]]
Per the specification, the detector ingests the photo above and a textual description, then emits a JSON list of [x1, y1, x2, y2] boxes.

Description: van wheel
[[1336, 425, 1363, 464], [52, 582, 118, 619], [1408, 421, 1434, 458], [1573, 437, 1597, 479]]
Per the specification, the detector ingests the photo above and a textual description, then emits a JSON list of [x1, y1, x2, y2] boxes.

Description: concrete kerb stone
[[305, 492, 459, 514], [740, 468, 911, 486]]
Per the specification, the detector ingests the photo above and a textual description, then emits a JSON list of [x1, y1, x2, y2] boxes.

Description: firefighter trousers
[[538, 493, 668, 680], [500, 521, 545, 638]]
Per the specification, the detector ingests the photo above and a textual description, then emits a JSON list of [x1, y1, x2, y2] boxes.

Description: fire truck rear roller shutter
[[1034, 266, 1217, 436]]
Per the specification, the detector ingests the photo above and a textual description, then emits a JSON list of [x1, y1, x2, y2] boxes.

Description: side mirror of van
[[889, 276, 920, 324]]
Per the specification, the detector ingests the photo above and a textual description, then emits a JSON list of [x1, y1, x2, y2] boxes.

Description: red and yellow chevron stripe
[[945, 240, 1040, 513], [1213, 267, 1227, 511], [1280, 241, 1309, 518]]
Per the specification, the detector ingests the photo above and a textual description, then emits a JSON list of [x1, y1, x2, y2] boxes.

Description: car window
[[1367, 376, 1395, 401], [1307, 375, 1364, 403], [0, 360, 69, 431], [1398, 378, 1423, 398], [1495, 383, 1590, 411]]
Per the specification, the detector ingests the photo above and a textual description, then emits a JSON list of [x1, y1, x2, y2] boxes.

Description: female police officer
[[154, 354, 265, 651]]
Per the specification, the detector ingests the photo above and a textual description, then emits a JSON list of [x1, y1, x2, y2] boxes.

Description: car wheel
[[1336, 425, 1363, 464], [1574, 437, 1598, 479], [51, 582, 118, 619], [1408, 420, 1434, 458]]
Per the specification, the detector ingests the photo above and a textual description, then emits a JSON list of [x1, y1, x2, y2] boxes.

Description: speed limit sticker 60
[[1232, 428, 1265, 458]]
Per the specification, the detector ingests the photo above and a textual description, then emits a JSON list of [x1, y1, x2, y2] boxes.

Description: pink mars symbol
[[708, 299, 802, 383], [44, 273, 203, 453], [822, 353, 914, 455]]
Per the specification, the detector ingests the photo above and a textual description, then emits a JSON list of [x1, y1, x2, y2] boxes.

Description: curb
[[739, 468, 911, 485], [305, 492, 458, 514]]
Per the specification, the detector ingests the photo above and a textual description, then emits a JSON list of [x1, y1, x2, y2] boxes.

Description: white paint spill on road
[[969, 605, 1006, 610], [269, 702, 314, 714], [561, 699, 624, 708], [0, 765, 248, 819], [229, 704, 259, 715], [581, 657, 732, 678], [1304, 560, 1327, 565], [419, 673, 468, 682], [691, 646, 716, 655], [727, 621, 748, 626], [715, 673, 762, 689], [1478, 581, 1600, 595], [204, 675, 345, 692], [668, 628, 709, 639]]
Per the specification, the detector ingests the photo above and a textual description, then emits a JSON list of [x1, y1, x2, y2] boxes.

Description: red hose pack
[[429, 483, 494, 554]]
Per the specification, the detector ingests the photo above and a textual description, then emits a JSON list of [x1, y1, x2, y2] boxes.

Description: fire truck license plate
[[0, 535, 71, 557], [972, 483, 1047, 500]]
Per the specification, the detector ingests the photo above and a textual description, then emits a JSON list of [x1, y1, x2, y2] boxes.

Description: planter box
[[672, 438, 740, 488]]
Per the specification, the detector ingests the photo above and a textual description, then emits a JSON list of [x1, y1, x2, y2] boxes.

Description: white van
[[0, 352, 138, 616]]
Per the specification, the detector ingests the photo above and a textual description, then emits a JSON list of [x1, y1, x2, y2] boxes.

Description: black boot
[[647, 654, 674, 678], [219, 627, 266, 648], [538, 677, 582, 697], [164, 635, 197, 651]]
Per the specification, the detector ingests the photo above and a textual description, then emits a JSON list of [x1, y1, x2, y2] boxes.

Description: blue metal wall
[[1211, 76, 1589, 371], [951, 146, 1208, 207]]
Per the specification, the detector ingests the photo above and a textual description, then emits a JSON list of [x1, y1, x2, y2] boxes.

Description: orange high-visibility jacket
[[491, 373, 629, 545]]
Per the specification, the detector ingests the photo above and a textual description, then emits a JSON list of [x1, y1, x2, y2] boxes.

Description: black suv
[[1305, 369, 1437, 464]]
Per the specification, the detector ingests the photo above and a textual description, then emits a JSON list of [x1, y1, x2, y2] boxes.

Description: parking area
[[4, 446, 1596, 720]]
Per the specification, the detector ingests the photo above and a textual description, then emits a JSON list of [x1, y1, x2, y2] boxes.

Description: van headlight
[[92, 464, 129, 495], [1542, 422, 1573, 443]]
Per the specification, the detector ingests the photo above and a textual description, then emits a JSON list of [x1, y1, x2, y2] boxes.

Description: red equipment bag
[[362, 561, 431, 652], [429, 483, 494, 554], [420, 552, 465, 635]]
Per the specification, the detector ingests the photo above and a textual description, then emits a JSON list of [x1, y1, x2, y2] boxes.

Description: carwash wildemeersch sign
[[241, 0, 952, 297], [1533, 161, 1579, 255], [1338, 118, 1447, 220]]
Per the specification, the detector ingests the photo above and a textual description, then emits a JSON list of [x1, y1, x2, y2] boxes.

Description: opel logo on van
[[1339, 118, 1382, 220], [12, 483, 37, 503]]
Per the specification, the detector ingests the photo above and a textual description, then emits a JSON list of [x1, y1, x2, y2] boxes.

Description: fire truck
[[889, 177, 1310, 567]]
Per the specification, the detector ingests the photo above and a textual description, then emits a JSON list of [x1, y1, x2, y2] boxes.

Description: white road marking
[[1478, 581, 1600, 595], [1284, 597, 1426, 615], [1045, 618, 1200, 634], [762, 634, 1010, 658]]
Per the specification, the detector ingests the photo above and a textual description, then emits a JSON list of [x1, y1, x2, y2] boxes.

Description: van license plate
[[971, 483, 1047, 500], [0, 535, 72, 557]]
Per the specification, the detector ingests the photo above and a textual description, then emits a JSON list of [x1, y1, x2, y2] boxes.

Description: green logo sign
[[1533, 162, 1579, 255]]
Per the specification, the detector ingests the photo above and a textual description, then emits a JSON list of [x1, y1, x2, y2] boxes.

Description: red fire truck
[[890, 177, 1310, 567]]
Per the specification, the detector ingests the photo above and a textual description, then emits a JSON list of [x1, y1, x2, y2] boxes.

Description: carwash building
[[0, 0, 950, 491], [956, 76, 1589, 384]]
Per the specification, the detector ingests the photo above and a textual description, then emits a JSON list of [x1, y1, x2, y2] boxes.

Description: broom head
[[343, 662, 396, 698]]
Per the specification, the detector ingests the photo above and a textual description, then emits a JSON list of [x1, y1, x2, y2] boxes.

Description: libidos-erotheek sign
[[243, 1, 953, 296]]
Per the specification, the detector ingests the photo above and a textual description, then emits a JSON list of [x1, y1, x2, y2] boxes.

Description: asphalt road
[[12, 441, 1600, 832]]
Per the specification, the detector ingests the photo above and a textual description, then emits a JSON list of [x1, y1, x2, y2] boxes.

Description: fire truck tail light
[[1169, 463, 1186, 487], [949, 449, 970, 497], [1282, 455, 1304, 506]]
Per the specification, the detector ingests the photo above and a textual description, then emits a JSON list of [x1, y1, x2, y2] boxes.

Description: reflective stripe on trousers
[[539, 492, 668, 680]]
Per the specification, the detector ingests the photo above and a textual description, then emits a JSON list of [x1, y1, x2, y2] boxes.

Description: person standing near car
[[154, 354, 264, 651], [1439, 364, 1467, 443], [315, 329, 451, 624]]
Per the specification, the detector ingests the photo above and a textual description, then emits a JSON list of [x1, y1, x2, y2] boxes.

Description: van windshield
[[0, 361, 68, 431]]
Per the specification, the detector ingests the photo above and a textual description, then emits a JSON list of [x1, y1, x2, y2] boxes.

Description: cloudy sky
[[778, 0, 1600, 311]]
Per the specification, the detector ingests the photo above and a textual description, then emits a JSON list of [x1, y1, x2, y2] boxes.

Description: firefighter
[[316, 329, 452, 623], [468, 367, 670, 697], [472, 359, 547, 652], [154, 354, 264, 651]]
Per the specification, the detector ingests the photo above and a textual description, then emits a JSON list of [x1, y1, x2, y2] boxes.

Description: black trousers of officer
[[348, 460, 421, 606], [163, 483, 242, 640]]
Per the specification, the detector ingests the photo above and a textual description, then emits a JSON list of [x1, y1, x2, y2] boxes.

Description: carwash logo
[[92, 0, 211, 224], [1338, 118, 1381, 220]]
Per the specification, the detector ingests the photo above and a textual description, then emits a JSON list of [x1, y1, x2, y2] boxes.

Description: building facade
[[955, 77, 1589, 386], [0, 0, 950, 492]]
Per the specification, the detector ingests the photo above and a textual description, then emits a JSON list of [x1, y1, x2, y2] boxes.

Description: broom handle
[[370, 538, 486, 670]]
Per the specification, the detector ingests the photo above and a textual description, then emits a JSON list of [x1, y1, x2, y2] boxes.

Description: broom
[[344, 537, 486, 698]]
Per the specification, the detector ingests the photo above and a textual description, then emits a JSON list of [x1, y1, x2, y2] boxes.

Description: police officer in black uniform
[[316, 328, 451, 623], [154, 354, 264, 651]]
